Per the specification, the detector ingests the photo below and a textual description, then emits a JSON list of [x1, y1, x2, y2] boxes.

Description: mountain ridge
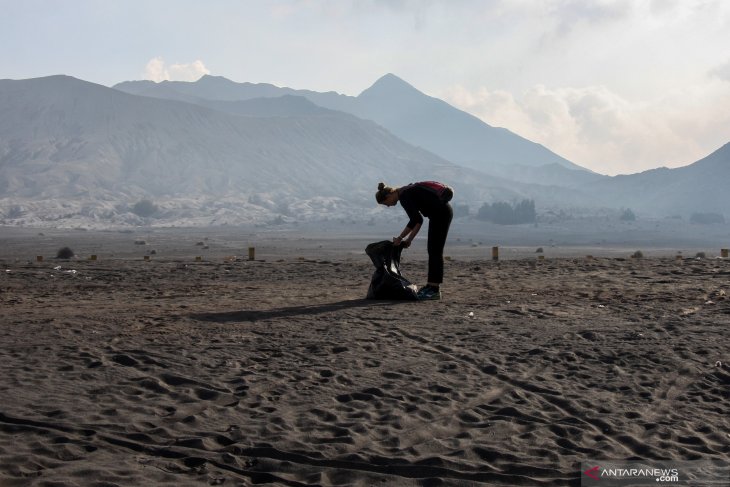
[[0, 74, 728, 228], [0, 75, 463, 226], [583, 142, 730, 215], [114, 73, 586, 175]]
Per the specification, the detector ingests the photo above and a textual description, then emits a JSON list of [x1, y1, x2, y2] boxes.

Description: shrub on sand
[[132, 199, 158, 218], [56, 247, 74, 259]]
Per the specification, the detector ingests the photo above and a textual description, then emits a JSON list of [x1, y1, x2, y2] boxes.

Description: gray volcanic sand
[[0, 230, 729, 486]]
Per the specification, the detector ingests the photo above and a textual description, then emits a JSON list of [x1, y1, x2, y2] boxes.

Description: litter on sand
[[365, 241, 418, 300]]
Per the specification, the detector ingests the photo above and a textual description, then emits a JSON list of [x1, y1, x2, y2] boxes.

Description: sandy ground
[[0, 229, 729, 486]]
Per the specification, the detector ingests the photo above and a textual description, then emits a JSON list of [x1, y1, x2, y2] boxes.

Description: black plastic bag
[[365, 240, 418, 300]]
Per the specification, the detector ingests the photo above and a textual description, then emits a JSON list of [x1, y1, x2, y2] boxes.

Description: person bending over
[[375, 181, 453, 300]]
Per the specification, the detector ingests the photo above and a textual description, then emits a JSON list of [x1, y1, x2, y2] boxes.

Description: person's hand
[[401, 239, 411, 248], [393, 236, 403, 246]]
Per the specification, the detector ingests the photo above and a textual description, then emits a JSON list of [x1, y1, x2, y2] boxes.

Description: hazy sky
[[2, 0, 729, 175]]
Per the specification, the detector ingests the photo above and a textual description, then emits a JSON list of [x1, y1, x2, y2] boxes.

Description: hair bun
[[377, 182, 386, 191]]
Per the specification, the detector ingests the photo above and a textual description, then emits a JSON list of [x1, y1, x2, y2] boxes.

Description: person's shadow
[[191, 299, 411, 323]]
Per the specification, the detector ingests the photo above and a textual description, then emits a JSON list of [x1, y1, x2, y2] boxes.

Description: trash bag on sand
[[365, 240, 418, 300]]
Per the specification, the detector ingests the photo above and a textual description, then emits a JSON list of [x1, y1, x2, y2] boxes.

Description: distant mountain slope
[[114, 74, 587, 175], [0, 75, 461, 225], [115, 82, 343, 119], [335, 74, 585, 172], [585, 142, 730, 216], [201, 95, 349, 119], [3, 75, 726, 228], [115, 75, 343, 104]]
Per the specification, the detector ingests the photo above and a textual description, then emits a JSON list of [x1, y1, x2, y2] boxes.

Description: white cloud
[[545, 0, 632, 37], [440, 80, 730, 175], [144, 57, 210, 82], [711, 59, 730, 82], [144, 57, 166, 82]]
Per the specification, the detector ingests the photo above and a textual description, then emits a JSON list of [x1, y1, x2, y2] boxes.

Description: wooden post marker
[[492, 246, 499, 261], [722, 249, 729, 258], [143, 255, 150, 261], [538, 255, 545, 261], [195, 256, 202, 261], [248, 247, 255, 261], [36, 255, 43, 262], [89, 255, 97, 261]]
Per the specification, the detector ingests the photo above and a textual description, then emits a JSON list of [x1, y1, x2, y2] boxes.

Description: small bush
[[620, 209, 636, 221], [132, 199, 158, 218], [477, 199, 536, 224], [696, 252, 707, 259], [56, 247, 74, 259], [536, 247, 544, 253], [631, 250, 644, 259]]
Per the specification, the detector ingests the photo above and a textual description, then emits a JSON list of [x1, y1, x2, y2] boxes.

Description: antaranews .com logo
[[580, 460, 730, 486]]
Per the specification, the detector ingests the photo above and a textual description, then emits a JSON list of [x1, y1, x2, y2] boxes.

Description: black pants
[[427, 202, 453, 284]]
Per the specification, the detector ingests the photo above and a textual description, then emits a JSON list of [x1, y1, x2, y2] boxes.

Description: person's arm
[[395, 189, 423, 247], [394, 222, 421, 247]]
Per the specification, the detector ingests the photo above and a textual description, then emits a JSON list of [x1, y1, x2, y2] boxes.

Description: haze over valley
[[1, 73, 728, 247]]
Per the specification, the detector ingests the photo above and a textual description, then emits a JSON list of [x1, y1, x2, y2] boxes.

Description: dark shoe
[[417, 285, 441, 301]]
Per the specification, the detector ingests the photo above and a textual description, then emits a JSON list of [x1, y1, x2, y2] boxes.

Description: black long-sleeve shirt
[[398, 184, 444, 229]]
